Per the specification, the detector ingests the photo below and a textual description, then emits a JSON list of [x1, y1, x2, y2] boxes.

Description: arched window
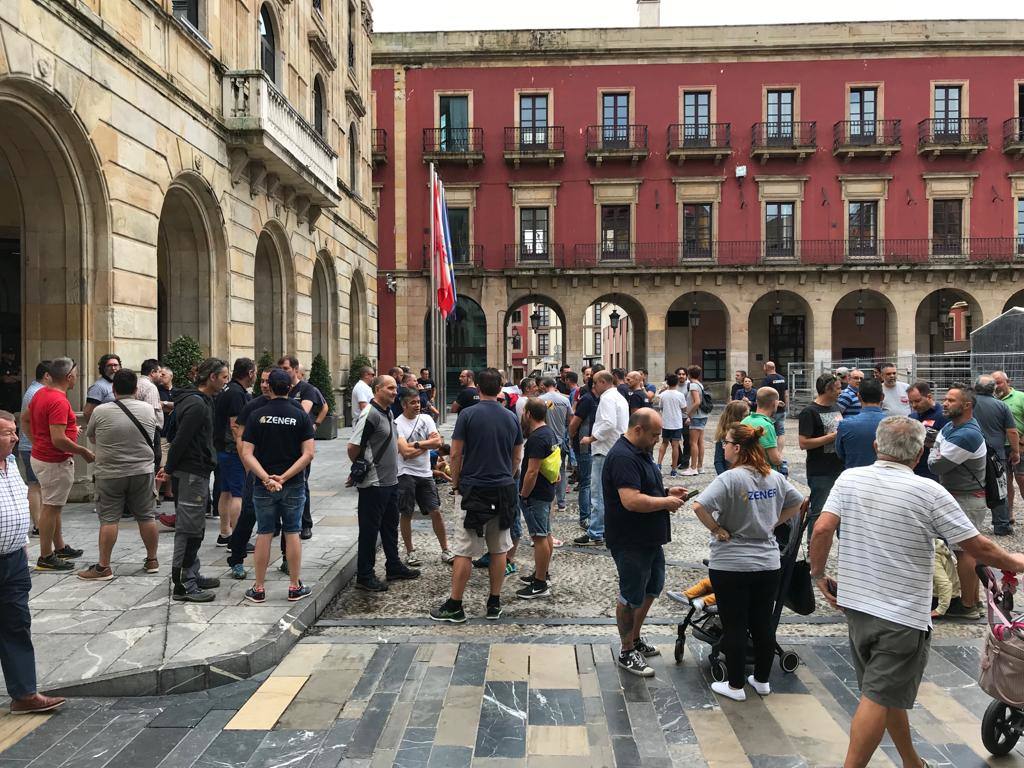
[[348, 122, 358, 193], [313, 77, 325, 137], [259, 5, 276, 83]]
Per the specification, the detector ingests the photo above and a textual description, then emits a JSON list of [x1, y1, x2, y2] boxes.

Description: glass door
[[766, 90, 794, 145], [602, 93, 629, 148], [683, 92, 711, 145], [519, 95, 549, 149], [439, 95, 469, 151], [849, 88, 877, 143], [934, 86, 961, 142]]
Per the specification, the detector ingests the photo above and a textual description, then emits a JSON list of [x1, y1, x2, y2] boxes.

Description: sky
[[373, 0, 1013, 32]]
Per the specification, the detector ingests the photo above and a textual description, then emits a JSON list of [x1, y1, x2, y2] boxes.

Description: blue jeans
[[253, 480, 306, 535], [807, 473, 841, 542], [556, 454, 568, 509], [0, 549, 36, 699], [521, 496, 552, 537], [586, 454, 607, 540], [576, 452, 592, 523]]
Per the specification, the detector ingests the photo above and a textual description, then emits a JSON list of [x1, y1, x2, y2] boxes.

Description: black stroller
[[672, 504, 811, 681]]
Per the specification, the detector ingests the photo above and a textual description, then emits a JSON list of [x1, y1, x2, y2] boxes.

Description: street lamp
[[608, 307, 621, 331], [854, 289, 866, 329], [529, 308, 542, 331], [689, 294, 701, 328], [771, 291, 784, 328]]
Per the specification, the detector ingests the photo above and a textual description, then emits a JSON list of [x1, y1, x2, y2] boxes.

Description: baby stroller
[[977, 564, 1024, 756], [672, 504, 811, 681]]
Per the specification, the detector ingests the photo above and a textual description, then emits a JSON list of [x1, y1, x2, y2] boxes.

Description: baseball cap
[[835, 366, 850, 376], [268, 368, 292, 395]]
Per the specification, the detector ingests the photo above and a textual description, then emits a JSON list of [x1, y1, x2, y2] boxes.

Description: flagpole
[[429, 162, 441, 424]]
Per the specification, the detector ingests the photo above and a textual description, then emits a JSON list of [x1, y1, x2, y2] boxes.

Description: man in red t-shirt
[[26, 358, 94, 571]]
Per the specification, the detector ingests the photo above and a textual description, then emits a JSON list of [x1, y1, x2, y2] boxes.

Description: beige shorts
[[951, 492, 988, 548], [30, 456, 75, 507], [160, 437, 170, 468], [451, 516, 513, 559]]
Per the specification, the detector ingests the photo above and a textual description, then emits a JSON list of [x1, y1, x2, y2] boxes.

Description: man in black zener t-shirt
[[797, 372, 844, 541], [279, 356, 327, 540], [241, 368, 316, 603]]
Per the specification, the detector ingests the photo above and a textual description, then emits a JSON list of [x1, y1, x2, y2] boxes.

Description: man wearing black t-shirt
[[279, 356, 327, 540], [569, 386, 598, 530], [241, 368, 316, 603], [625, 371, 649, 414], [516, 398, 558, 600], [762, 361, 789, 451], [798, 372, 844, 540], [213, 358, 254, 546], [451, 369, 480, 415]]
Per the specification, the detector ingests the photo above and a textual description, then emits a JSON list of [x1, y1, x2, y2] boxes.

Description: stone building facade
[[372, 21, 1024, 396], [0, 0, 377, 412]]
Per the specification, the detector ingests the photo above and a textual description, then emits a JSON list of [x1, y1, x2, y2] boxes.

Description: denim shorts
[[609, 545, 666, 608], [253, 480, 306, 535], [398, 474, 441, 515], [773, 410, 787, 436], [688, 416, 708, 430], [18, 448, 37, 484], [217, 451, 245, 497], [661, 428, 683, 441], [520, 496, 552, 537]]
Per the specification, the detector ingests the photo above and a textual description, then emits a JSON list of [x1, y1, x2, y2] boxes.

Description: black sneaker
[[572, 534, 603, 547], [246, 542, 255, 553], [288, 582, 311, 601], [172, 586, 215, 603], [36, 554, 73, 571], [216, 535, 230, 547], [430, 601, 466, 623], [386, 566, 421, 581], [634, 636, 660, 658], [54, 545, 83, 560], [245, 586, 266, 603], [355, 577, 388, 592], [519, 570, 553, 584], [516, 580, 550, 600], [617, 649, 655, 677], [197, 576, 220, 590], [300, 527, 313, 540], [472, 555, 490, 569], [485, 601, 503, 620], [30, 527, 39, 537]]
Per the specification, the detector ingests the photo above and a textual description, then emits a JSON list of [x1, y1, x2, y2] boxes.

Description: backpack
[[699, 388, 715, 415]]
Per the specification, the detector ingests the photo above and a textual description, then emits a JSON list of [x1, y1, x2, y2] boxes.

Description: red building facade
[[371, 21, 1024, 393]]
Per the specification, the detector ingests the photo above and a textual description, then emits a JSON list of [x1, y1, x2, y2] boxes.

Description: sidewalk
[[1, 436, 359, 699]]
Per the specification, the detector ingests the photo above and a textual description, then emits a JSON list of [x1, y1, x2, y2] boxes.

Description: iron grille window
[[1018, 199, 1024, 254], [519, 95, 549, 148], [520, 208, 549, 258], [682, 203, 712, 257], [934, 86, 962, 140], [849, 88, 877, 142], [848, 201, 878, 256], [766, 90, 794, 144], [601, 205, 630, 258], [765, 202, 795, 257], [593, 304, 602, 326], [602, 93, 629, 147], [447, 208, 470, 263], [259, 6, 276, 83], [313, 79, 325, 137], [932, 199, 962, 255], [439, 96, 469, 151], [537, 333, 550, 356], [594, 331, 602, 356], [683, 91, 711, 145], [173, 0, 200, 29]]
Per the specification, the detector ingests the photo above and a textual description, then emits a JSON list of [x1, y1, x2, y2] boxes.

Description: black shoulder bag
[[347, 413, 393, 486], [113, 400, 162, 468]]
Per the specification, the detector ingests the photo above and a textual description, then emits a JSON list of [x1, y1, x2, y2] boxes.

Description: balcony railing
[[751, 121, 817, 154], [917, 118, 988, 153], [832, 119, 902, 157], [503, 126, 565, 153], [422, 128, 485, 162], [371, 128, 387, 165], [223, 70, 339, 205], [585, 125, 649, 162], [423, 244, 484, 269], [667, 122, 731, 150], [503, 243, 565, 267], [1004, 118, 1024, 155]]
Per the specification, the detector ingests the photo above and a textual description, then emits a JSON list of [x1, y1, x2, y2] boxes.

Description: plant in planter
[[345, 354, 374, 426], [309, 353, 338, 439], [254, 349, 274, 396], [165, 335, 203, 389]]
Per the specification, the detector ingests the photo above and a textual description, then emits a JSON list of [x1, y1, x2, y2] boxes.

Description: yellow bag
[[540, 446, 561, 484]]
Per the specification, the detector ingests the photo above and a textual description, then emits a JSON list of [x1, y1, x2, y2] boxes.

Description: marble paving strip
[[915, 681, 996, 762], [350, 644, 397, 699], [649, 682, 697, 746], [307, 719, 358, 768], [57, 712, 154, 767], [376, 643, 418, 694], [762, 692, 855, 766], [272, 642, 331, 676], [0, 701, 97, 760], [486, 643, 530, 682], [100, 726, 189, 767], [475, 680, 528, 759], [224, 675, 309, 730], [154, 709, 235, 768], [527, 689, 586, 727], [190, 729, 267, 768], [394, 725, 434, 766], [689, 708, 754, 768], [425, 744, 473, 768], [346, 691, 399, 758], [526, 725, 590, 756], [321, 642, 378, 670], [451, 643, 489, 686], [243, 728, 327, 768], [428, 642, 458, 668], [718, 693, 797, 758], [624, 699, 673, 761], [528, 644, 579, 689], [0, 710, 53, 753]]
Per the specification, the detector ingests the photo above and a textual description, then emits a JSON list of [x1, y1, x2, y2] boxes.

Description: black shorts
[[398, 474, 441, 516]]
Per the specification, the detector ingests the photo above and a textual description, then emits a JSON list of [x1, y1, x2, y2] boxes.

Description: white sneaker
[[747, 675, 771, 696], [666, 591, 691, 605], [680, 468, 699, 477], [405, 551, 422, 567], [440, 549, 455, 564], [692, 597, 705, 611], [711, 681, 746, 701]]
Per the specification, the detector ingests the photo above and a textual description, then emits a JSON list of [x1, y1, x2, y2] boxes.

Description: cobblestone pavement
[[1, 633, 1021, 767]]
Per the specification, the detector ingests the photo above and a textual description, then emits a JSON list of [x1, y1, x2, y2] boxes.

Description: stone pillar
[[647, 313, 666, 383]]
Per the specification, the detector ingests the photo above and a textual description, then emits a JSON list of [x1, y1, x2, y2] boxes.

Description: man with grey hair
[[973, 375, 1018, 537], [350, 365, 375, 424], [994, 370, 1024, 522], [811, 415, 1024, 768]]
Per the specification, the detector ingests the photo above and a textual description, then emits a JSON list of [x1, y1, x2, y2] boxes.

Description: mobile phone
[[683, 488, 701, 501]]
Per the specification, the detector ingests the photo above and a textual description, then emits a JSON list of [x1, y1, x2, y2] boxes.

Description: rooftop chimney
[[637, 0, 660, 28]]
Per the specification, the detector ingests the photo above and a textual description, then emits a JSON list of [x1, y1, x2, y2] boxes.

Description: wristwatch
[[414, 441, 420, 449]]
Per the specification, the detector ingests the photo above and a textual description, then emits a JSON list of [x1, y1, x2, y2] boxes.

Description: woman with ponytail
[[692, 422, 804, 701]]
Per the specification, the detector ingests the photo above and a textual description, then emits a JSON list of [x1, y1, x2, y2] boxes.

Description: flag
[[432, 168, 457, 319]]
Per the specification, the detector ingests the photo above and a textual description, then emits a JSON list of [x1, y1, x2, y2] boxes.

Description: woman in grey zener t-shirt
[[692, 422, 804, 702]]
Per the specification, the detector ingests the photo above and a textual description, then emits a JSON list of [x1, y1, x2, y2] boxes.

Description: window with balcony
[[602, 93, 629, 147], [313, 77, 325, 137], [601, 204, 630, 258], [258, 5, 277, 84], [537, 333, 550, 356], [934, 86, 962, 141], [447, 207, 470, 263], [932, 199, 963, 255], [849, 88, 877, 142], [765, 202, 795, 257], [439, 95, 470, 152], [519, 95, 549, 148], [594, 331, 602, 356], [511, 310, 521, 324], [1019, 85, 1024, 134], [682, 203, 712, 258], [848, 201, 878, 256], [1016, 199, 1023, 254], [766, 90, 794, 143], [683, 91, 711, 145], [520, 207, 549, 260], [348, 122, 358, 193], [172, 0, 200, 31]]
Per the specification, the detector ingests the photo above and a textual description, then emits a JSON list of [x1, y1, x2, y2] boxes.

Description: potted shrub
[[165, 335, 203, 389], [309, 353, 338, 439], [344, 354, 374, 427], [254, 349, 274, 396]]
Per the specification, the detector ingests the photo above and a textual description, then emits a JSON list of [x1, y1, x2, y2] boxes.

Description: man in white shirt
[[880, 362, 911, 416], [395, 387, 452, 566], [656, 373, 687, 476], [810, 416, 1024, 768], [350, 365, 375, 423], [574, 371, 628, 546]]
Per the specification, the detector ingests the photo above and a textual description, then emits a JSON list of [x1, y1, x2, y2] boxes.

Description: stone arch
[[830, 288, 898, 362], [503, 293, 568, 378], [424, 295, 488, 397], [747, 290, 814, 374], [666, 290, 730, 382], [0, 75, 111, 410], [311, 249, 337, 370], [1003, 290, 1024, 314], [582, 292, 649, 372], [349, 268, 368, 363], [253, 222, 294, 358], [914, 287, 984, 355], [157, 172, 228, 356]]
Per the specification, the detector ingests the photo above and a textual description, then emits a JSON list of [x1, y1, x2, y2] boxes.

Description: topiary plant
[[309, 353, 337, 414], [346, 354, 374, 399], [165, 335, 203, 389], [254, 349, 274, 395]]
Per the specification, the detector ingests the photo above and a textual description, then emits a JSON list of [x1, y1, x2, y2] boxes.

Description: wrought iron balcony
[[917, 118, 987, 157], [422, 127, 484, 166], [832, 120, 902, 159], [503, 243, 565, 267], [223, 70, 339, 207], [1004, 118, 1024, 157], [750, 122, 816, 162], [423, 244, 484, 269], [666, 123, 732, 164], [503, 127, 565, 167], [585, 125, 649, 164], [371, 129, 387, 166]]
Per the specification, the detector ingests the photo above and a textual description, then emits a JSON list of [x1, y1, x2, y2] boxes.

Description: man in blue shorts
[[213, 358, 254, 546]]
